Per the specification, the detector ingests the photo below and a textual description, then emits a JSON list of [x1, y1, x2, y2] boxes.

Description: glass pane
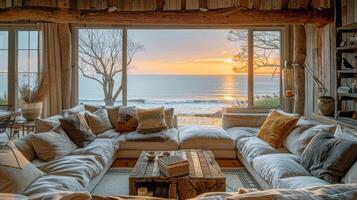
[[18, 50, 29, 72], [78, 29, 123, 106], [0, 50, 8, 72], [0, 72, 7, 105], [0, 31, 8, 49], [29, 31, 38, 49], [126, 29, 248, 125], [29, 50, 38, 72], [18, 31, 29, 49], [253, 31, 281, 108]]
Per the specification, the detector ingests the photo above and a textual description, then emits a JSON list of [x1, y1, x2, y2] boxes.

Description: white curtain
[[38, 23, 73, 117]]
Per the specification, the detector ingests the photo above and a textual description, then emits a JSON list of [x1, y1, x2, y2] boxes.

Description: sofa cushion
[[237, 137, 281, 163], [119, 129, 179, 150], [23, 175, 85, 196], [13, 134, 36, 161], [62, 104, 85, 115], [0, 141, 45, 194], [136, 107, 168, 133], [179, 125, 234, 150], [275, 176, 330, 189], [343, 162, 357, 184], [31, 127, 78, 161], [85, 108, 113, 134], [84, 104, 102, 112], [59, 112, 96, 148], [252, 154, 310, 186], [257, 109, 299, 148], [301, 131, 357, 183], [71, 138, 119, 166], [164, 108, 175, 129], [283, 124, 336, 156], [226, 127, 259, 141], [35, 155, 104, 188]]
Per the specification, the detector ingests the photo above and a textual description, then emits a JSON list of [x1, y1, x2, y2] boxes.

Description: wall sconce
[[282, 60, 294, 97]]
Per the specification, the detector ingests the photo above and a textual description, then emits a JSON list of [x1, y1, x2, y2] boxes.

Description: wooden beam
[[156, 0, 165, 10], [181, 0, 186, 10], [199, 0, 207, 9], [0, 7, 334, 26], [293, 25, 306, 116]]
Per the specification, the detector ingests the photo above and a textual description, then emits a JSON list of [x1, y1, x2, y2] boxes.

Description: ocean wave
[[79, 98, 240, 104]]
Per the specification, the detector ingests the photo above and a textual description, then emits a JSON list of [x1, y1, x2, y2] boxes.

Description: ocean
[[0, 74, 279, 115], [79, 74, 280, 115]]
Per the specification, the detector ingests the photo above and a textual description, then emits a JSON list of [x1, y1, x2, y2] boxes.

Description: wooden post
[[292, 25, 306, 116], [248, 29, 254, 108], [122, 28, 128, 106]]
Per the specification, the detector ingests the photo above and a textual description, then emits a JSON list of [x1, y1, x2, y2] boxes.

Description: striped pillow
[[136, 107, 168, 133]]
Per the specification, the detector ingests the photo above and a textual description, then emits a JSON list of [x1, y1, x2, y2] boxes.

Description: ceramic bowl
[[145, 151, 156, 161]]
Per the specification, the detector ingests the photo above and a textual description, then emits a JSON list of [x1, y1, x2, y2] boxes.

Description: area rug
[[92, 168, 262, 196]]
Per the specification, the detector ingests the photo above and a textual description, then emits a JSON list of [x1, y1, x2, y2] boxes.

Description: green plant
[[254, 97, 280, 108], [0, 92, 7, 105]]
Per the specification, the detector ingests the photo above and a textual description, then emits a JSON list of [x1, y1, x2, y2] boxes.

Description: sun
[[224, 58, 233, 63]]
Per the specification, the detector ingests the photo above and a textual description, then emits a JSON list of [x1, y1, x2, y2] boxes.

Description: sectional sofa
[[1, 105, 357, 199]]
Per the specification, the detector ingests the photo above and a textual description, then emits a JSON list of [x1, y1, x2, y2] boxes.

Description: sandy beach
[[177, 115, 222, 126]]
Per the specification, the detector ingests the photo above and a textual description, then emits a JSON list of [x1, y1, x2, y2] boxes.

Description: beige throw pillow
[[0, 141, 45, 193], [116, 106, 138, 133], [13, 134, 37, 162], [106, 106, 121, 128], [31, 127, 78, 161], [136, 107, 168, 133], [85, 108, 112, 134], [164, 108, 175, 129], [84, 104, 103, 113]]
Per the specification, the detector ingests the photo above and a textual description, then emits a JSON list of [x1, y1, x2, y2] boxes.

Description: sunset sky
[[128, 29, 280, 75]]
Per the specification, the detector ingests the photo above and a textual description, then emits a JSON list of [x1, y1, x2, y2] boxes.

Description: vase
[[318, 96, 334, 116], [20, 101, 42, 121]]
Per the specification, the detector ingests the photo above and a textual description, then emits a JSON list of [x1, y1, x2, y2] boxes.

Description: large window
[[0, 31, 8, 106], [76, 27, 283, 125], [0, 27, 41, 109]]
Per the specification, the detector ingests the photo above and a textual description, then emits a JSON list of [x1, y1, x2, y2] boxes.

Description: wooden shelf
[[338, 117, 357, 126], [338, 93, 357, 100], [337, 23, 357, 32], [337, 45, 357, 52], [337, 69, 357, 73]]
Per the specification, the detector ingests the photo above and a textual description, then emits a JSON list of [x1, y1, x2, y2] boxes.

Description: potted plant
[[19, 72, 47, 121]]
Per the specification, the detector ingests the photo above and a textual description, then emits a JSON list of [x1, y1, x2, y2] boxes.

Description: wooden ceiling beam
[[0, 7, 334, 26]]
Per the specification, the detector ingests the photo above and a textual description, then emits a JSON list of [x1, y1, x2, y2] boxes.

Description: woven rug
[[92, 168, 261, 196]]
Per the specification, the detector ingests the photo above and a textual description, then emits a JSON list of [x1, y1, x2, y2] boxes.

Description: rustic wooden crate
[[158, 156, 189, 177]]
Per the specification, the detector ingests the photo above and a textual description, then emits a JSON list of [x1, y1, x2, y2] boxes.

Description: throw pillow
[[31, 127, 78, 161], [61, 104, 85, 115], [59, 112, 96, 148], [0, 141, 45, 193], [334, 125, 357, 141], [301, 130, 357, 183], [106, 106, 121, 128], [13, 134, 36, 162], [116, 106, 138, 133], [85, 108, 112, 134], [164, 108, 175, 129], [257, 109, 299, 148], [84, 104, 103, 113], [284, 123, 336, 156], [136, 107, 168, 133], [35, 117, 61, 133]]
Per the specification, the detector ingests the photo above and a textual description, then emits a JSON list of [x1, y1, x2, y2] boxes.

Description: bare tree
[[79, 29, 144, 105], [227, 30, 280, 75]]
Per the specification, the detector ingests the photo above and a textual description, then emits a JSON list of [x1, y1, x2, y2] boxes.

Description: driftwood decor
[[293, 25, 306, 116]]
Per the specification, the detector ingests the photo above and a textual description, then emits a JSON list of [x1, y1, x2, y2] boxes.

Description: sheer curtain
[[38, 23, 73, 117]]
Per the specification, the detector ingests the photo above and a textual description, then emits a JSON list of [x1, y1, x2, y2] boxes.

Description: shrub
[[254, 97, 280, 108]]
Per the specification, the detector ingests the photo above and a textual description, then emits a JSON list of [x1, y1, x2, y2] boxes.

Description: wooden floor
[[112, 158, 242, 168]]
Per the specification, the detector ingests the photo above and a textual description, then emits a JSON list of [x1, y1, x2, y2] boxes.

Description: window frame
[[0, 24, 40, 110], [73, 25, 287, 112]]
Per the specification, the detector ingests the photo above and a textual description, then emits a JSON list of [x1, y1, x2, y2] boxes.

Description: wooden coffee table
[[129, 149, 226, 199]]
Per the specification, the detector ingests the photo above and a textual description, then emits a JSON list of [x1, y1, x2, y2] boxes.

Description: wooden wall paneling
[[271, 0, 282, 10], [299, 0, 310, 8], [121, 0, 132, 11], [218, 0, 233, 8], [57, 0, 70, 8], [156, 0, 165, 10], [304, 24, 315, 116], [5, 0, 12, 8], [163, 0, 181, 10], [237, 0, 249, 8], [0, 0, 6, 8], [249, 0, 261, 9], [207, 0, 218, 9], [346, 0, 354, 24], [24, 0, 38, 6], [13, 0, 22, 7], [106, 0, 117, 7], [288, 0, 299, 9], [260, 0, 272, 10], [144, 0, 156, 11], [186, 0, 199, 10], [281, 0, 289, 9], [77, 0, 90, 9]]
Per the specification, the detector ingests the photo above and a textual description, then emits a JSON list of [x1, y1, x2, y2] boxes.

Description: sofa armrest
[[222, 113, 267, 129]]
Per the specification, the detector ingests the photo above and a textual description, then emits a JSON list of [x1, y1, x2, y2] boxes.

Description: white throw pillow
[[136, 107, 168, 133], [0, 141, 45, 193], [85, 108, 113, 134], [31, 127, 78, 161]]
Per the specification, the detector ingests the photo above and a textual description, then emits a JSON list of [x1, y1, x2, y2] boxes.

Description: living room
[[0, 0, 356, 200]]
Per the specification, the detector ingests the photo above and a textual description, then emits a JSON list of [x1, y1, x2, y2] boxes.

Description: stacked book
[[158, 155, 189, 177]]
